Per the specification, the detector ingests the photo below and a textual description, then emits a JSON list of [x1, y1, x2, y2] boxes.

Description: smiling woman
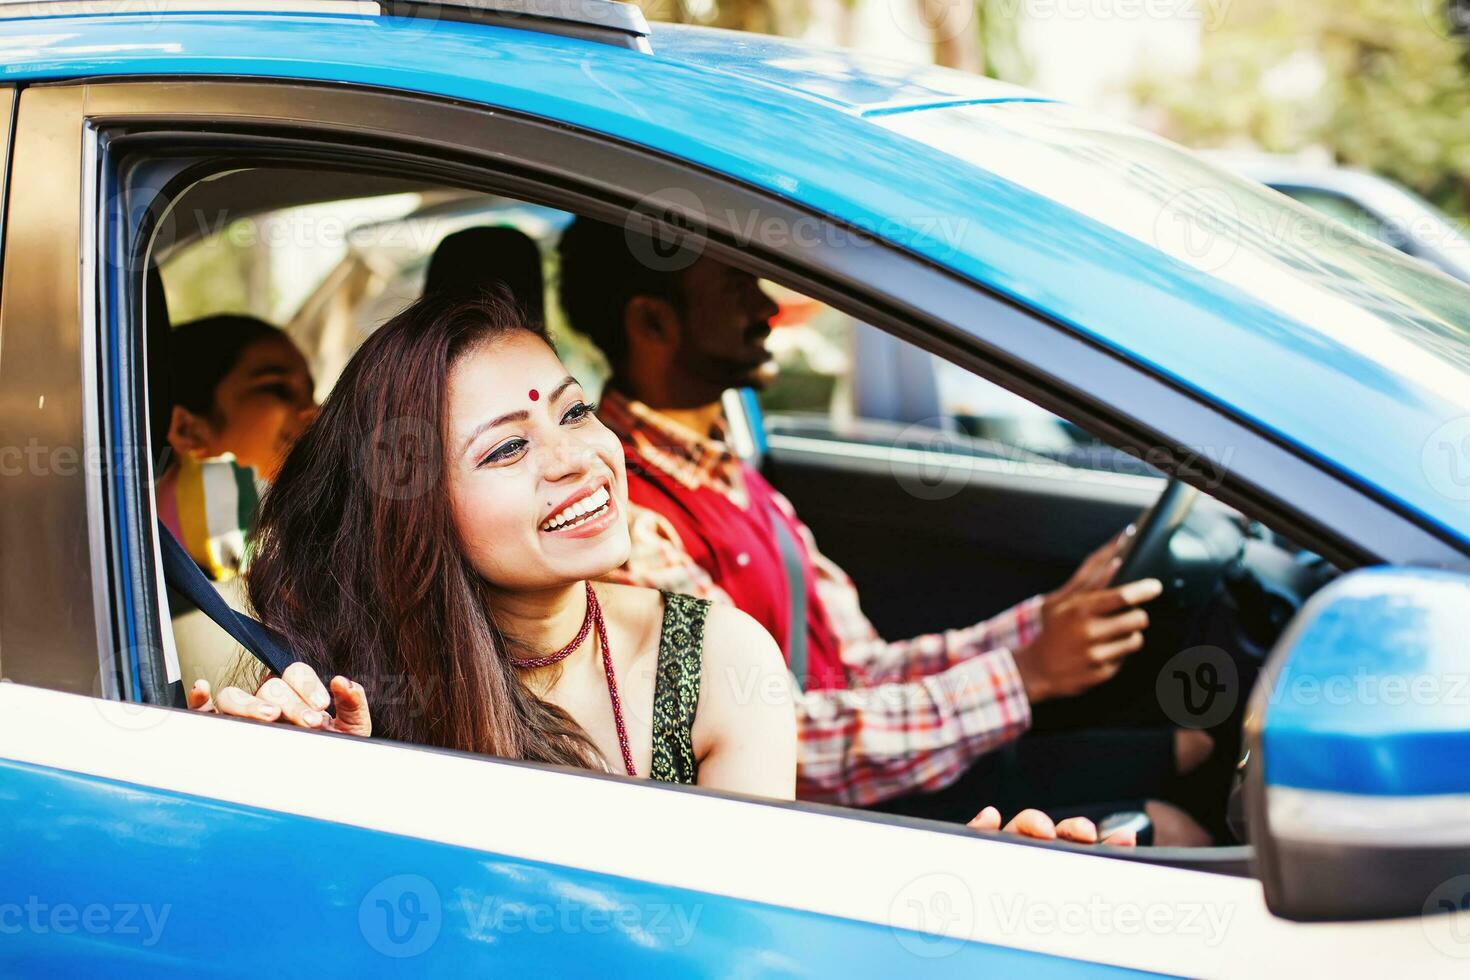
[[189, 290, 797, 799]]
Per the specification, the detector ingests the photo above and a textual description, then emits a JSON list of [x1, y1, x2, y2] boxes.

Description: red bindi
[[528, 389, 539, 402]]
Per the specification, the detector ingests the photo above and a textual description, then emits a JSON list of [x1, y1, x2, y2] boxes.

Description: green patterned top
[[648, 591, 710, 785]]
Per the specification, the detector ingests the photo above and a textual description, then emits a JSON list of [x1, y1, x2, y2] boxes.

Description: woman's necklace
[[509, 581, 637, 777]]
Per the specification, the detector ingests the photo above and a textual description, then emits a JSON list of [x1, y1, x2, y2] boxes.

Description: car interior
[[141, 160, 1343, 862]]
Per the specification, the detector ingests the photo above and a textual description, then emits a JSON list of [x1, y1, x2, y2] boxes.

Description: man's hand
[[1013, 529, 1163, 703], [1051, 524, 1133, 602], [968, 806, 1137, 847]]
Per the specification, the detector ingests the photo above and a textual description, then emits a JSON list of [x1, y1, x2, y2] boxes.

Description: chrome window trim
[[79, 119, 121, 701]]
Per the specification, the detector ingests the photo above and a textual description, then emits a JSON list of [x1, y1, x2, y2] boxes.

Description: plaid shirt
[[597, 391, 1044, 807]]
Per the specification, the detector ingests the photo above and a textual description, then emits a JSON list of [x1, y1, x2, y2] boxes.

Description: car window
[[1270, 187, 1405, 251], [757, 290, 1157, 476], [879, 101, 1470, 379], [149, 170, 640, 698]]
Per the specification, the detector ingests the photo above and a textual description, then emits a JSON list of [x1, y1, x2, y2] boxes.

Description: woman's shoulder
[[694, 601, 784, 675], [688, 600, 794, 793]]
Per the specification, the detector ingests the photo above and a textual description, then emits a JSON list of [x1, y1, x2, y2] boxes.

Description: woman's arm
[[692, 605, 797, 801]]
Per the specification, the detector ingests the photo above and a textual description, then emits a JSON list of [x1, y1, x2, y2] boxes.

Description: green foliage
[[978, 0, 1032, 83], [1134, 0, 1470, 219], [161, 219, 271, 325], [633, 0, 1031, 83]]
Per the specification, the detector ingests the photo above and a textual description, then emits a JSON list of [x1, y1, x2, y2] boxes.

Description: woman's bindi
[[528, 389, 539, 402]]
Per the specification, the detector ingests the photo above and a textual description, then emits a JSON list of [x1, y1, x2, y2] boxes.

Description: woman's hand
[[968, 806, 1138, 847], [187, 662, 372, 737]]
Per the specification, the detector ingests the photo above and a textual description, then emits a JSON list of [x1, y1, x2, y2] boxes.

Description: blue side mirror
[[1245, 567, 1470, 921]]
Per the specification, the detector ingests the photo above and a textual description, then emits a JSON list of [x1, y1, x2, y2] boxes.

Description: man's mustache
[[744, 320, 773, 344]]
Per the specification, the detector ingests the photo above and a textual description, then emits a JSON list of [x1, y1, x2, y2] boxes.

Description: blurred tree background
[[631, 0, 1470, 222], [631, 0, 1030, 78], [1133, 0, 1470, 220]]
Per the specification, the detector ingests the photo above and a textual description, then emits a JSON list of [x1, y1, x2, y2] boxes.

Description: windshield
[[876, 101, 1470, 543]]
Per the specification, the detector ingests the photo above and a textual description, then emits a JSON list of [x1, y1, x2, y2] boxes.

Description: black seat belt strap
[[156, 519, 295, 678]]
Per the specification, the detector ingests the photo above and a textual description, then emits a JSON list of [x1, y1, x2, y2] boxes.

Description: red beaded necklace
[[508, 581, 636, 777]]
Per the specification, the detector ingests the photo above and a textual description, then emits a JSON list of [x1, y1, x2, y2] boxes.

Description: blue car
[[0, 1, 1467, 976]]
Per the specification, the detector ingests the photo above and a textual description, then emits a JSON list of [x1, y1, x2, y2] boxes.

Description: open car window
[[758, 299, 1163, 477], [139, 154, 1326, 873]]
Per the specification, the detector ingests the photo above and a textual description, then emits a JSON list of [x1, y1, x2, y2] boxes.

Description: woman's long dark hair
[[244, 291, 605, 770]]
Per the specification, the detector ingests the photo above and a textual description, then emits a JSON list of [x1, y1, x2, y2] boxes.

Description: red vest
[[621, 445, 846, 690]]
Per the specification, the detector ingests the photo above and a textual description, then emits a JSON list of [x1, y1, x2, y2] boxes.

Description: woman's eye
[[561, 401, 595, 424], [480, 438, 527, 466]]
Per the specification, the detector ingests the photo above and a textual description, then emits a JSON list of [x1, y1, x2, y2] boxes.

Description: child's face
[[180, 334, 318, 481]]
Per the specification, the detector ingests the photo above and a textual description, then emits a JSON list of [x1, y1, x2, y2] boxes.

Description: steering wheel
[[1038, 478, 1278, 844], [1118, 478, 1252, 842], [1112, 478, 1199, 586]]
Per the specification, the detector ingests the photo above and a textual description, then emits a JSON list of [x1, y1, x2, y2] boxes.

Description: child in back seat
[[156, 315, 317, 580]]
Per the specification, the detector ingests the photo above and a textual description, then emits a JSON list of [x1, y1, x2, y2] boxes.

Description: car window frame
[[0, 84, 122, 698]]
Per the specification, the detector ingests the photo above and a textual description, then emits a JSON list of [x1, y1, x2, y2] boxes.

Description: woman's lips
[[541, 493, 619, 540]]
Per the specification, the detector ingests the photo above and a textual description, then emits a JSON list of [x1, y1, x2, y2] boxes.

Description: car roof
[[1, 9, 1465, 549]]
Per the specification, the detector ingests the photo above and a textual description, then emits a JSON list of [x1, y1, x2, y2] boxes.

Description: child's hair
[[165, 315, 284, 420]]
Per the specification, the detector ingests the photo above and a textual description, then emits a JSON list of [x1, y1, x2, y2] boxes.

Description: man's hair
[[556, 216, 690, 372], [167, 314, 284, 420]]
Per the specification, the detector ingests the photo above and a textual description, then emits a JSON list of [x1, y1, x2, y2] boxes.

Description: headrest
[[423, 225, 544, 323]]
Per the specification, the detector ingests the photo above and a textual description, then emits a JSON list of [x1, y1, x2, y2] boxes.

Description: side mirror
[[1245, 567, 1470, 921]]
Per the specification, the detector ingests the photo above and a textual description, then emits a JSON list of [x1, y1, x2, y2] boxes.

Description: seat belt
[[769, 511, 808, 692], [156, 519, 295, 678]]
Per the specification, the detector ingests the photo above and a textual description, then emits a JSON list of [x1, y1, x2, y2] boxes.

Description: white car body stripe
[[0, 682, 1462, 977]]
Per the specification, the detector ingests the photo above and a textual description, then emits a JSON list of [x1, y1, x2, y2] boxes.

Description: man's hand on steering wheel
[[1013, 528, 1163, 704], [1051, 523, 1135, 603]]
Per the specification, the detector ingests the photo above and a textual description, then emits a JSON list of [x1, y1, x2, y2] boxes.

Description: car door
[[0, 68, 1458, 978]]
